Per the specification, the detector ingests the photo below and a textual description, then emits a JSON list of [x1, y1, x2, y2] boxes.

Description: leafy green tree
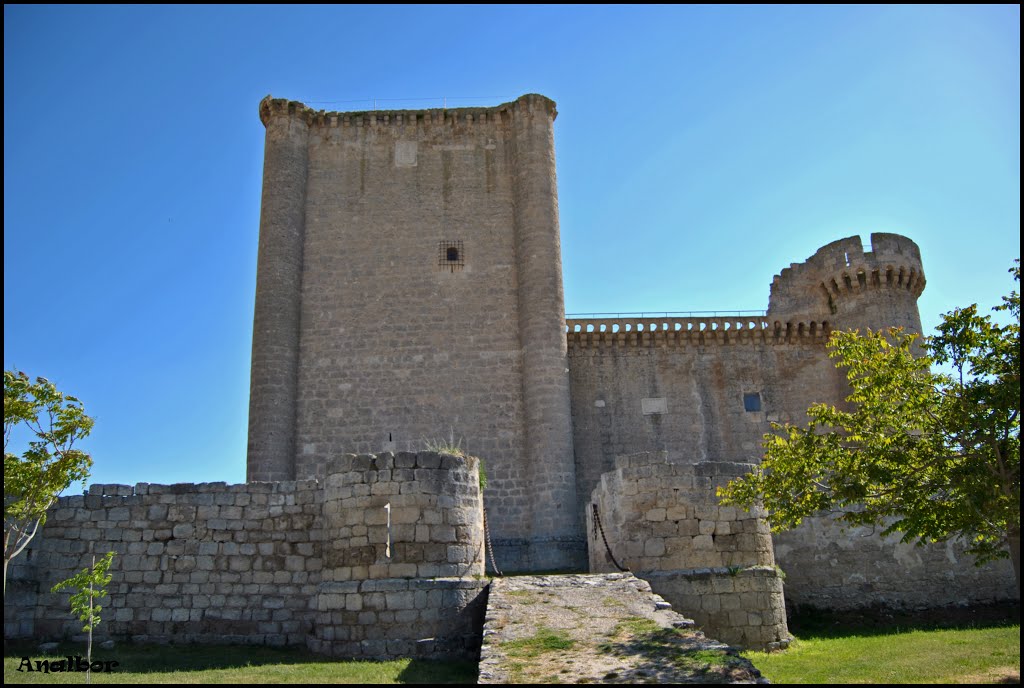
[[52, 551, 115, 684], [719, 263, 1020, 589], [4, 371, 94, 597]]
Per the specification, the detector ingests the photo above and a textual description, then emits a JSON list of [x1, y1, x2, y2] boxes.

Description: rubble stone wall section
[[312, 451, 488, 658], [588, 454, 775, 573], [587, 453, 789, 650], [773, 517, 1018, 610], [321, 452, 485, 581], [6, 479, 322, 645], [5, 451, 486, 660], [567, 322, 845, 534], [642, 567, 788, 650], [310, 577, 488, 659]]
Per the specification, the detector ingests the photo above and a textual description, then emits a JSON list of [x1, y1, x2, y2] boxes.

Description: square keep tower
[[247, 94, 582, 570]]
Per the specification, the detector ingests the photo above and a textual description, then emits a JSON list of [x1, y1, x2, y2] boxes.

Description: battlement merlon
[[767, 233, 926, 331], [258, 93, 557, 129]]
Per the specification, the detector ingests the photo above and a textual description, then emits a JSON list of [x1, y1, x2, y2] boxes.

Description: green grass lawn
[[744, 613, 1020, 684], [6, 610, 1019, 684], [4, 643, 476, 684]]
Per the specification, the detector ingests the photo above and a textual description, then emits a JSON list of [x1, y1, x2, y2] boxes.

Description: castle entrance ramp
[[477, 573, 766, 684]]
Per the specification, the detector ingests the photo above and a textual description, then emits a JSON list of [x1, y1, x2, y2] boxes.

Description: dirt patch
[[955, 667, 1020, 685]]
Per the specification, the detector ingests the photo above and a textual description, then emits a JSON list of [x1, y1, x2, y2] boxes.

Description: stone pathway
[[478, 573, 767, 684]]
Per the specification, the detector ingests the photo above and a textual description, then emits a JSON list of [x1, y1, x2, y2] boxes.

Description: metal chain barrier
[[483, 508, 502, 577], [592, 503, 629, 572]]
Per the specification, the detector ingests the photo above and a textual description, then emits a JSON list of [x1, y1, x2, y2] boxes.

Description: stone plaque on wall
[[641, 397, 667, 415]]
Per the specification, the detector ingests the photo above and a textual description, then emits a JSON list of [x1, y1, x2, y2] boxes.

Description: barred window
[[438, 240, 464, 272]]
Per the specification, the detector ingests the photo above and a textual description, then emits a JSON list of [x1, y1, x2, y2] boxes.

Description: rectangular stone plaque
[[641, 397, 667, 415], [394, 141, 417, 167]]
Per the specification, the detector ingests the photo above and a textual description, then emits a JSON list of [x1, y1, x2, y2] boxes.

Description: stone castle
[[6, 94, 1016, 657]]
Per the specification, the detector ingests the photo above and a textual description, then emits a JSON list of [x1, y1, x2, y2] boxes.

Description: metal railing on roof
[[566, 310, 767, 319]]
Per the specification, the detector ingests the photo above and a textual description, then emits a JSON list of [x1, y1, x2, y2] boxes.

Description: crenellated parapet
[[566, 316, 831, 349], [767, 233, 925, 335], [258, 93, 556, 130]]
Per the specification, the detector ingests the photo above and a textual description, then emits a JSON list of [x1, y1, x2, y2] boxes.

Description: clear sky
[[4, 5, 1019, 488]]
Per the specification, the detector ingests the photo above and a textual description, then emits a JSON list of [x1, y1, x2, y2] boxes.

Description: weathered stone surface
[[568, 235, 1013, 608], [245, 98, 1013, 605], [588, 455, 790, 649], [10, 96, 1017, 661], [479, 574, 765, 684], [246, 95, 580, 572], [5, 453, 485, 660]]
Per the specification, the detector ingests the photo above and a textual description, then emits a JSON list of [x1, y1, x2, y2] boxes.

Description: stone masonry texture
[[587, 453, 790, 649], [10, 95, 1017, 659], [567, 232, 1014, 610], [247, 95, 580, 572], [478, 573, 767, 684], [242, 94, 1015, 602], [6, 452, 487, 660]]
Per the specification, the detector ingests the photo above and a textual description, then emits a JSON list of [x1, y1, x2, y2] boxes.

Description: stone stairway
[[478, 573, 767, 684]]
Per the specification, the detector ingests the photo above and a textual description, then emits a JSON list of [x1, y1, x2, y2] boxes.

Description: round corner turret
[[767, 233, 926, 335], [258, 96, 315, 128], [514, 93, 558, 120]]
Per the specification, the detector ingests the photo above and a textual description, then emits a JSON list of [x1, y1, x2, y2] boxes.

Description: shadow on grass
[[788, 601, 1021, 640], [5, 641, 316, 673], [395, 659, 477, 684], [593, 625, 762, 684], [4, 641, 477, 683]]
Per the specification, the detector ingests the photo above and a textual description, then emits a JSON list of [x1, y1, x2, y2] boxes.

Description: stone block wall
[[643, 567, 788, 650], [309, 578, 487, 659], [773, 516, 1018, 610], [588, 455, 775, 573], [567, 315, 843, 536], [587, 452, 789, 650], [320, 452, 484, 581], [5, 451, 487, 659], [6, 479, 322, 646], [311, 451, 487, 658], [248, 95, 580, 572]]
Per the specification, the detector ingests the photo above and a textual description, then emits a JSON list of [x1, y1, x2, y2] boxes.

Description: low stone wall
[[7, 479, 322, 645], [583, 451, 1019, 619], [643, 567, 788, 650], [312, 451, 488, 658], [588, 456, 775, 572], [775, 517, 1019, 610], [5, 451, 486, 659], [310, 578, 487, 659], [587, 453, 789, 650]]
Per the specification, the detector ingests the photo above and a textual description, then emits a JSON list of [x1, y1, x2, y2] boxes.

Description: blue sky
[[4, 5, 1019, 488]]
